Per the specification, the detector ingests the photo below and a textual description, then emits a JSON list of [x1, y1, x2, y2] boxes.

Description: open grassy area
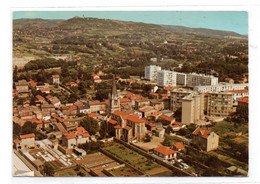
[[104, 143, 171, 175], [54, 167, 91, 177], [109, 166, 140, 176]]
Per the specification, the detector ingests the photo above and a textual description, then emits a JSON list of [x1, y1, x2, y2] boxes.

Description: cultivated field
[[104, 143, 173, 176]]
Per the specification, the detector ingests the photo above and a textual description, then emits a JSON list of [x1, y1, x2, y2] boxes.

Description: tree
[[13, 65, 18, 82], [13, 123, 21, 139], [80, 117, 100, 135], [44, 162, 55, 176], [21, 121, 37, 135], [162, 136, 172, 146], [144, 134, 152, 142], [99, 121, 107, 139]]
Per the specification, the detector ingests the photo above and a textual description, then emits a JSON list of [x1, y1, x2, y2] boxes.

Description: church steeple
[[107, 75, 120, 114], [112, 75, 117, 96]]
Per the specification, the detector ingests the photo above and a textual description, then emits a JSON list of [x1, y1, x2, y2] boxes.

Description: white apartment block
[[176, 72, 187, 85], [186, 73, 218, 87], [157, 70, 177, 87], [193, 83, 249, 93], [144, 65, 161, 81]]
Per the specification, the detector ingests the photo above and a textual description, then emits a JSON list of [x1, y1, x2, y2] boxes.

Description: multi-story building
[[181, 92, 204, 125], [206, 91, 233, 117], [237, 97, 248, 114], [15, 80, 29, 94], [228, 89, 249, 105], [186, 73, 218, 87], [144, 65, 161, 81], [157, 70, 177, 87], [170, 89, 192, 112], [176, 72, 187, 86], [193, 83, 248, 93], [192, 128, 219, 152], [52, 75, 60, 84]]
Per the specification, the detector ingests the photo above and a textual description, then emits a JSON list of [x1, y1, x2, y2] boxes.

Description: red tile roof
[[64, 126, 90, 139], [19, 111, 33, 117], [88, 113, 96, 118], [114, 125, 122, 129], [108, 119, 117, 125], [164, 86, 173, 91], [52, 75, 59, 78], [40, 87, 50, 92], [238, 97, 249, 104], [13, 138, 21, 144], [28, 80, 37, 87], [172, 125, 179, 129], [228, 89, 248, 93], [112, 110, 128, 117], [127, 114, 145, 123], [89, 101, 106, 106], [173, 142, 184, 149], [160, 94, 168, 97], [154, 145, 177, 156], [225, 78, 233, 81], [150, 92, 159, 96], [20, 133, 35, 139], [173, 122, 184, 127], [36, 95, 44, 100], [159, 114, 175, 122], [24, 118, 43, 124], [151, 112, 162, 117], [23, 100, 30, 104], [120, 98, 131, 103], [193, 128, 211, 139]]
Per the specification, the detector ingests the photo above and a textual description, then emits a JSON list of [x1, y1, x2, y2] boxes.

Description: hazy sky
[[13, 11, 248, 35]]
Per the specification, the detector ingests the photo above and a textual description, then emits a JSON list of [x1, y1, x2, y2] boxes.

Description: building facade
[[157, 70, 177, 87], [170, 89, 192, 112], [144, 65, 161, 81], [176, 72, 187, 86], [181, 92, 204, 125], [206, 92, 233, 117], [193, 83, 248, 93], [192, 128, 219, 152], [186, 73, 218, 87]]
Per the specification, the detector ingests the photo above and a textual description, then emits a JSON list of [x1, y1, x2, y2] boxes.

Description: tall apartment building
[[170, 89, 192, 112], [157, 70, 177, 87], [181, 92, 204, 125], [193, 83, 248, 93], [144, 65, 161, 81], [206, 92, 233, 117], [176, 72, 187, 86], [186, 73, 218, 87]]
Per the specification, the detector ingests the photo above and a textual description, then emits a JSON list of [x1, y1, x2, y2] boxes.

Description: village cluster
[[13, 64, 248, 177]]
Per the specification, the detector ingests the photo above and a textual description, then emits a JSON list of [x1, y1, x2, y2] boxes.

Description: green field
[[104, 143, 171, 175]]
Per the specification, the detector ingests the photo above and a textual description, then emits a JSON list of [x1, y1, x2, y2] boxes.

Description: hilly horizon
[[13, 16, 248, 82], [13, 17, 247, 38]]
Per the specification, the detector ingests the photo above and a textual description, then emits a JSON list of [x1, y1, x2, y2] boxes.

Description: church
[[106, 76, 147, 142]]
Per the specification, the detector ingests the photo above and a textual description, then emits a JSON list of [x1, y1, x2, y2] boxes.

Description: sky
[[13, 11, 248, 35]]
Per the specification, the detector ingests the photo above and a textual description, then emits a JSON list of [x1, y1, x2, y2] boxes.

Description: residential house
[[14, 133, 35, 149], [62, 126, 90, 149], [52, 75, 60, 84], [153, 145, 177, 160], [192, 128, 219, 152]]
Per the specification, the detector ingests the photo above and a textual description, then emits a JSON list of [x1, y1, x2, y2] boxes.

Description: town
[[12, 17, 248, 177]]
